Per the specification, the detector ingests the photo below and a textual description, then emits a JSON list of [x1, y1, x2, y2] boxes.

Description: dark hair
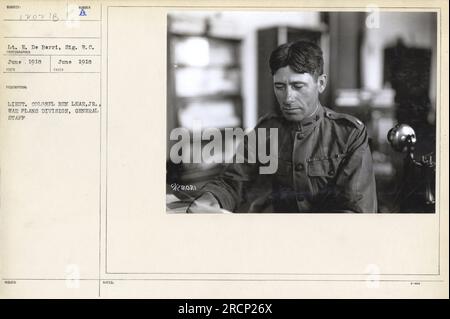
[[269, 41, 324, 77]]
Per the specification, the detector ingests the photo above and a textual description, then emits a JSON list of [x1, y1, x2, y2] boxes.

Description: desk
[[166, 194, 233, 214]]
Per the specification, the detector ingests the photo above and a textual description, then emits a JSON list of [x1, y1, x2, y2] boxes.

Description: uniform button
[[295, 163, 304, 171], [296, 195, 305, 201], [328, 169, 335, 176]]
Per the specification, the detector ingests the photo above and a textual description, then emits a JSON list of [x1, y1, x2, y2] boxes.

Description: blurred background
[[166, 11, 437, 213]]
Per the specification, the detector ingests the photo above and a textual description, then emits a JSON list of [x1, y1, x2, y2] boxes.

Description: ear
[[317, 74, 327, 93]]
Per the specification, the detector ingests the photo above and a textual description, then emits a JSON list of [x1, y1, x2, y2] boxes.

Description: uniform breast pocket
[[307, 154, 345, 192]]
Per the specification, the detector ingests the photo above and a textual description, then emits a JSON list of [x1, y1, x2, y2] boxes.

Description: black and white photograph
[[166, 10, 437, 214]]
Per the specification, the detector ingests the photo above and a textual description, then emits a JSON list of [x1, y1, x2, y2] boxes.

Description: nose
[[284, 87, 295, 105]]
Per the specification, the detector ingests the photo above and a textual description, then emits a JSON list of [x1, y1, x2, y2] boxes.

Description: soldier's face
[[273, 66, 326, 122]]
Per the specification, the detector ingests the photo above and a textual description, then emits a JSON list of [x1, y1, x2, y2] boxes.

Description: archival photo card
[[0, 0, 447, 299]]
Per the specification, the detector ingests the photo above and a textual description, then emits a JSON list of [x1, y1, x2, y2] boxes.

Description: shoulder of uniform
[[323, 107, 364, 129], [255, 112, 282, 127]]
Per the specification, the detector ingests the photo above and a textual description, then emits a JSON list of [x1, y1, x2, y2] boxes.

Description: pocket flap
[[308, 159, 332, 177], [307, 154, 344, 177]]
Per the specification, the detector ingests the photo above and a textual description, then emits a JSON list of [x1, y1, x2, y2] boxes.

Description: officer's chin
[[281, 111, 305, 122]]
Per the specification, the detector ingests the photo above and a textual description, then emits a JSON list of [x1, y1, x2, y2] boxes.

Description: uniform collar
[[287, 104, 324, 134]]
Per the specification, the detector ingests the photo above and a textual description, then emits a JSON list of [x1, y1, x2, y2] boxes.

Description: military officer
[[188, 40, 378, 213]]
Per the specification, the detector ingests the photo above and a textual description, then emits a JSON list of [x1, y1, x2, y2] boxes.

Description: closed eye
[[292, 82, 306, 89]]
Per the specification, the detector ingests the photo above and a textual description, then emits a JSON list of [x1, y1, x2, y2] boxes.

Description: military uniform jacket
[[201, 105, 378, 213]]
